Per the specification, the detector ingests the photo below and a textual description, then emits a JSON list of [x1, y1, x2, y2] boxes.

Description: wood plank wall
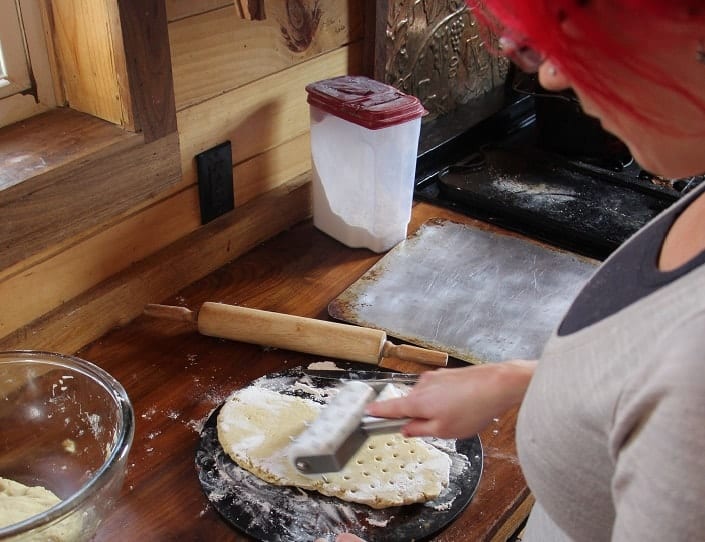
[[0, 0, 365, 350], [48, 0, 134, 128]]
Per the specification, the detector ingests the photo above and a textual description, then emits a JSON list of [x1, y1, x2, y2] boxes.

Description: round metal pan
[[195, 365, 483, 542]]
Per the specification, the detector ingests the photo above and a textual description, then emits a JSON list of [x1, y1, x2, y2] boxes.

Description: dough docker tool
[[144, 302, 448, 367], [289, 380, 411, 475]]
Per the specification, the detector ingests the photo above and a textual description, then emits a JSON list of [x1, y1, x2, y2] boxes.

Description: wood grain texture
[[44, 0, 176, 138], [169, 1, 364, 110], [196, 302, 389, 364], [38, 0, 66, 107], [363, 0, 385, 79], [235, 0, 265, 20], [47, 0, 133, 127], [166, 0, 231, 21], [0, 131, 181, 271], [491, 494, 535, 542], [54, 200, 530, 541], [0, 184, 197, 340], [0, 174, 313, 353], [0, 1, 362, 368], [118, 0, 178, 141], [234, 131, 311, 205], [0, 108, 137, 197], [0, 131, 311, 341], [177, 42, 361, 184]]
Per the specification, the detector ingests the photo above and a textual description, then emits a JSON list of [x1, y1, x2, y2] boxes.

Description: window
[[0, 0, 31, 98], [0, 0, 57, 128]]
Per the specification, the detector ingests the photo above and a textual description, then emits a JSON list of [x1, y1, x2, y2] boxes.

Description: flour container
[[306, 75, 426, 252]]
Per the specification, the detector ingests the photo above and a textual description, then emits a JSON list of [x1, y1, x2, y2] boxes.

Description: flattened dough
[[0, 477, 81, 541], [217, 387, 451, 508]]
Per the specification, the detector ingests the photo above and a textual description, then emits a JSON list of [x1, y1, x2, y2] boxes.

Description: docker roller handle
[[143, 302, 448, 367]]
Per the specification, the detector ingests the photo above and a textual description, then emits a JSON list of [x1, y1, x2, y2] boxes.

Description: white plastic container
[[306, 76, 426, 252]]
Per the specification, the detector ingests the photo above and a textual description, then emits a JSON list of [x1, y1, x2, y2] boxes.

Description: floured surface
[[217, 387, 450, 508], [196, 365, 483, 542], [328, 218, 597, 363]]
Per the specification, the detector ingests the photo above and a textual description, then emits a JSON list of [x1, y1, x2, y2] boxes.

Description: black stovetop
[[414, 95, 702, 260]]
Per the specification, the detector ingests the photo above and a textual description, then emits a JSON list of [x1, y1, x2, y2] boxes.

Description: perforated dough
[[0, 477, 82, 541], [217, 386, 451, 508]]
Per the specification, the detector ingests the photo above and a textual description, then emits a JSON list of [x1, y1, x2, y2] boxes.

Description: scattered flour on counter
[[291, 380, 334, 400], [186, 416, 209, 434], [432, 499, 455, 511], [184, 383, 235, 435], [367, 516, 391, 527], [141, 406, 157, 420]]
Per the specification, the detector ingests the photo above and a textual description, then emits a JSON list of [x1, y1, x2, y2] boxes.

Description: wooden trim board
[[46, 0, 178, 139], [0, 174, 313, 353], [47, 0, 134, 128], [0, 131, 311, 339], [0, 108, 138, 197], [0, 123, 181, 270], [118, 0, 177, 141]]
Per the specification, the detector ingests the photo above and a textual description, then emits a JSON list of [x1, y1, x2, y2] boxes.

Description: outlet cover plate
[[196, 141, 234, 224]]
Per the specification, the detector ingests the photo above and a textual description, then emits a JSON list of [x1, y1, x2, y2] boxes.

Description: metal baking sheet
[[196, 364, 482, 542], [329, 218, 598, 363]]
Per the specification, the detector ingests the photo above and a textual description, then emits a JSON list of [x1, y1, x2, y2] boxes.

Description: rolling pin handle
[[381, 341, 448, 367], [144, 304, 198, 326]]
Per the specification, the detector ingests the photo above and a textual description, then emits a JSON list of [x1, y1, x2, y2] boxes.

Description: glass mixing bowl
[[0, 351, 134, 541]]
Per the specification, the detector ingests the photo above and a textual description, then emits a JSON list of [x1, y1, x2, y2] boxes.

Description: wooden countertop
[[79, 201, 532, 541]]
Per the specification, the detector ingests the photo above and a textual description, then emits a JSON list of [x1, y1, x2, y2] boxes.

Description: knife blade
[[302, 368, 419, 384]]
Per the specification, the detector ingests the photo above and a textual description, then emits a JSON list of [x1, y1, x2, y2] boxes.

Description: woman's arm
[[366, 360, 536, 439]]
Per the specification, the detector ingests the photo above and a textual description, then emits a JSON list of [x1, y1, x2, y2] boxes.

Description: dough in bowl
[[217, 386, 451, 509], [0, 477, 82, 541]]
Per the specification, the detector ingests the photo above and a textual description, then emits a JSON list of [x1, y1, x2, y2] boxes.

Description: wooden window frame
[[0, 0, 32, 99], [0, 0, 58, 126], [0, 0, 181, 272]]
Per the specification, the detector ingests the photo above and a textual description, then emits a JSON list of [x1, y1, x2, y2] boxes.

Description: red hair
[[467, 1, 705, 136]]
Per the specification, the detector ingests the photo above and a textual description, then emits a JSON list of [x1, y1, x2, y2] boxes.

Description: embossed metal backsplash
[[379, 0, 509, 120]]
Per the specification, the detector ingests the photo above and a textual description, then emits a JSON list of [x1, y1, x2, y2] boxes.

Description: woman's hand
[[367, 360, 536, 439]]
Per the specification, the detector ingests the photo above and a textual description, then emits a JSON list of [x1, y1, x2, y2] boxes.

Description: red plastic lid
[[305, 75, 426, 130]]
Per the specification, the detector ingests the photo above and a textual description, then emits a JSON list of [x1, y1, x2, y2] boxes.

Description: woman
[[327, 1, 705, 540]]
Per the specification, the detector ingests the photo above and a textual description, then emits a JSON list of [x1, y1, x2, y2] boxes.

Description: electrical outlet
[[195, 141, 234, 224]]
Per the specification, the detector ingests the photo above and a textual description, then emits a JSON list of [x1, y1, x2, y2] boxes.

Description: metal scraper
[[289, 381, 410, 475]]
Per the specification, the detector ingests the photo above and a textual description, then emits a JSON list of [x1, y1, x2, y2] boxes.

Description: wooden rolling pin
[[144, 302, 448, 367]]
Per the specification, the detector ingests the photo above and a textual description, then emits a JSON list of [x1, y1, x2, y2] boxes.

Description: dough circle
[[217, 386, 451, 508]]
